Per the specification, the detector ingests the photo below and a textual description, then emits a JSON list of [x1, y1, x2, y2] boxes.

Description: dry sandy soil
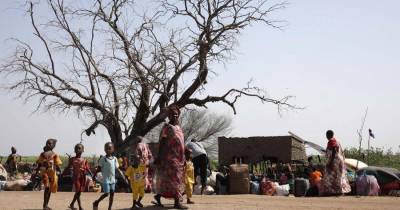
[[0, 191, 399, 210]]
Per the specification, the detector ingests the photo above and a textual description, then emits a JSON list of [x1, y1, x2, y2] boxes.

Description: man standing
[[6, 146, 20, 177], [186, 139, 208, 194]]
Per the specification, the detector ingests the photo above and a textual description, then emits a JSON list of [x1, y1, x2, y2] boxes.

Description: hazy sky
[[1, 0, 399, 156]]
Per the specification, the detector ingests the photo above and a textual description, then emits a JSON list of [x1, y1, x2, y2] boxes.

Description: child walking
[[93, 142, 119, 210], [37, 139, 62, 210], [125, 155, 146, 209], [184, 148, 195, 204], [68, 143, 91, 210]]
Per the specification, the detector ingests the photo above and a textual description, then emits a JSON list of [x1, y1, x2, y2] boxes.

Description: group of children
[[35, 139, 196, 210]]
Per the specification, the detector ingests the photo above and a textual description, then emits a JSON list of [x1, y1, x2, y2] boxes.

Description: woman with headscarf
[[153, 105, 186, 209], [319, 130, 351, 196]]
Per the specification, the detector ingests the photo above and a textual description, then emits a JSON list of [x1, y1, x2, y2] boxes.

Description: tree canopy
[[0, 0, 296, 151]]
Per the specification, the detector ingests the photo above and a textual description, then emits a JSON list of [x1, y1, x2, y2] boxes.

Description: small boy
[[37, 139, 62, 210], [68, 143, 91, 210], [184, 148, 195, 204], [93, 142, 119, 210], [125, 155, 146, 209]]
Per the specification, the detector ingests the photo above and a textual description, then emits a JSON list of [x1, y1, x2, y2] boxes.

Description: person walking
[[152, 105, 187, 209], [319, 130, 351, 196], [186, 139, 208, 194]]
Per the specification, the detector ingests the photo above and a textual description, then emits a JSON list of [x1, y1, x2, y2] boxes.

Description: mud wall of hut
[[218, 136, 306, 166]]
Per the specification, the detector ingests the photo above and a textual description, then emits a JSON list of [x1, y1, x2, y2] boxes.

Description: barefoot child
[[68, 143, 91, 210], [125, 155, 146, 209], [6, 146, 20, 177], [184, 148, 195, 204], [93, 142, 119, 210], [37, 139, 62, 210]]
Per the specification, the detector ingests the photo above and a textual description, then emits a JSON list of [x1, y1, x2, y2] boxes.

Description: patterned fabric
[[154, 124, 185, 199], [70, 157, 90, 192], [136, 143, 153, 189], [37, 151, 62, 193], [136, 143, 153, 165], [320, 139, 351, 195], [261, 179, 276, 196]]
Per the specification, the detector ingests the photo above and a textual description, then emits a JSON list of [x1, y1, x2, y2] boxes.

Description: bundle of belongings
[[0, 171, 33, 191], [0, 164, 7, 181], [248, 176, 291, 196], [193, 173, 216, 195]]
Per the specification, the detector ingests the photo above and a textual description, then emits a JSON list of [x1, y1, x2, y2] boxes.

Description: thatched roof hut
[[218, 135, 307, 166]]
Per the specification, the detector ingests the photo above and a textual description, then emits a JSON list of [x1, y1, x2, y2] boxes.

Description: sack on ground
[[275, 184, 290, 196]]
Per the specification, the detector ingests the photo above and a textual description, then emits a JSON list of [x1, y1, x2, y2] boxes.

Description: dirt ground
[[0, 191, 399, 210]]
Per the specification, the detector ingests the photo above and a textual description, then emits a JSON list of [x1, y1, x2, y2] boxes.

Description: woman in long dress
[[319, 130, 351, 196], [153, 105, 186, 209]]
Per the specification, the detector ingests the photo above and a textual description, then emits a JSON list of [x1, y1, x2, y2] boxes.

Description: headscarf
[[327, 137, 338, 150], [167, 104, 181, 115]]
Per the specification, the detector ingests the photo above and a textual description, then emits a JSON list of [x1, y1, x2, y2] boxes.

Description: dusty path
[[0, 191, 399, 210]]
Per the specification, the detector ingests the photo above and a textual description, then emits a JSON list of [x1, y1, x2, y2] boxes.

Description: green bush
[[344, 147, 400, 170]]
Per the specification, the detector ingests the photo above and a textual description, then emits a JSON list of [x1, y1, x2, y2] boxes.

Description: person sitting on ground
[[68, 143, 91, 210], [93, 142, 119, 210], [6, 146, 21, 177], [186, 138, 208, 194], [306, 167, 322, 197], [37, 139, 62, 210], [125, 155, 146, 209], [184, 148, 195, 204], [309, 167, 322, 187]]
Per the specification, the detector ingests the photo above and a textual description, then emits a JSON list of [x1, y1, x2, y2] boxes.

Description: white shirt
[[186, 142, 207, 158]]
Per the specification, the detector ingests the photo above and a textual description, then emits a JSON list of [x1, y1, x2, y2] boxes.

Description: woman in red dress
[[153, 105, 186, 209]]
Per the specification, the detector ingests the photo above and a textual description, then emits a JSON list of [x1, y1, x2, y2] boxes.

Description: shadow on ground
[[117, 204, 188, 210]]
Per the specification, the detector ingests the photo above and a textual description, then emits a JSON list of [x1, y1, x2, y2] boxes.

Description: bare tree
[[181, 109, 232, 157], [0, 0, 296, 152], [181, 109, 231, 142]]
